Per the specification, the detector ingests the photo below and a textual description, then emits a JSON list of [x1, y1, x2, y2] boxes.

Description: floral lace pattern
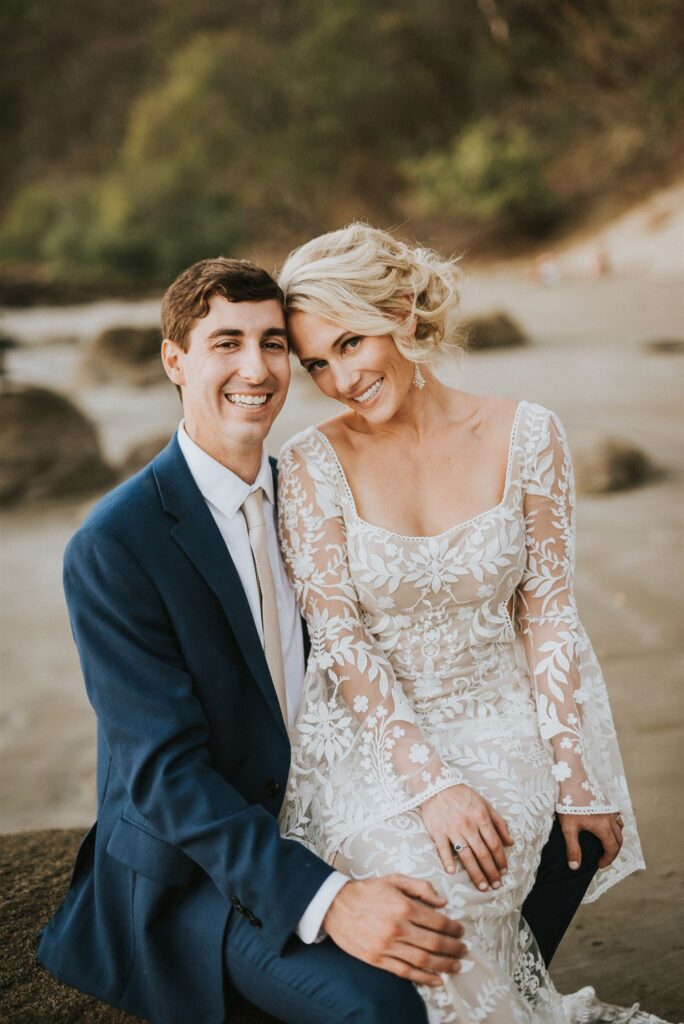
[[517, 411, 622, 816], [277, 401, 645, 1021]]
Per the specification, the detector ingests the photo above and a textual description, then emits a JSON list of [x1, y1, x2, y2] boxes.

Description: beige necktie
[[242, 488, 288, 726]]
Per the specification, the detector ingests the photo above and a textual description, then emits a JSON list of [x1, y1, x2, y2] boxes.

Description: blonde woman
[[275, 225, 659, 1022]]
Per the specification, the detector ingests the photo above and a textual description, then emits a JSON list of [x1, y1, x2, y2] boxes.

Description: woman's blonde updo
[[277, 223, 465, 364]]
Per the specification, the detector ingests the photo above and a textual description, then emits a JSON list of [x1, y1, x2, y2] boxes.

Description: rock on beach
[[0, 384, 115, 506], [462, 311, 528, 350], [80, 326, 165, 387], [574, 439, 662, 495]]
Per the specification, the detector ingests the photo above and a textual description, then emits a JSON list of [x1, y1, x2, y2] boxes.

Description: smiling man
[[36, 258, 469, 1024], [161, 275, 291, 481]]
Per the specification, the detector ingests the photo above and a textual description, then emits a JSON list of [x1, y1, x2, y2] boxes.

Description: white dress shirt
[[176, 423, 347, 942]]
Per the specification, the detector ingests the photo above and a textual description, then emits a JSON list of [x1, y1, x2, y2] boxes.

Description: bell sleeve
[[277, 436, 462, 860], [517, 408, 635, 822]]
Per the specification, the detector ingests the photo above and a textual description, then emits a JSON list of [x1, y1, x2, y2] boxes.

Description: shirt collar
[[176, 421, 274, 520]]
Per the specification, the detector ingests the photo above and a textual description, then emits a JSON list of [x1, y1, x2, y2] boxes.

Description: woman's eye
[[306, 360, 327, 374], [342, 335, 362, 352]]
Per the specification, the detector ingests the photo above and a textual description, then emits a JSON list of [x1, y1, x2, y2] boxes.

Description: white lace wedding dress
[[277, 401, 655, 1023]]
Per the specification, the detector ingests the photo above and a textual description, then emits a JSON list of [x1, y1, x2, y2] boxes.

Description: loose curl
[[277, 223, 465, 365]]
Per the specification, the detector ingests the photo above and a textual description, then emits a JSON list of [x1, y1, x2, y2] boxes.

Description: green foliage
[[407, 119, 563, 234], [1, 183, 65, 261], [1, 0, 682, 286], [91, 173, 243, 281], [1, 167, 242, 283], [1, 179, 103, 271]]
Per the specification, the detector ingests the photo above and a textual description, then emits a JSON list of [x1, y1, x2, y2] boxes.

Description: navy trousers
[[225, 908, 429, 1024], [224, 820, 603, 1024], [522, 819, 603, 966]]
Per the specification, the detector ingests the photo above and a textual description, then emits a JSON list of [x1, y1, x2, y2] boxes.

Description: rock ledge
[[0, 829, 277, 1023]]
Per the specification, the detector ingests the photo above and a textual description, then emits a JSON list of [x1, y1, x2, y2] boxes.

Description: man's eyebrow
[[207, 327, 244, 339], [206, 326, 288, 340]]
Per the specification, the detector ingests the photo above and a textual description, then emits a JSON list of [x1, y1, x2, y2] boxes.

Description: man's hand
[[323, 874, 467, 987], [558, 812, 624, 870], [420, 784, 514, 890]]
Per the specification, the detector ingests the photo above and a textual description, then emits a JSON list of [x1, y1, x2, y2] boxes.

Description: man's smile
[[224, 392, 273, 408]]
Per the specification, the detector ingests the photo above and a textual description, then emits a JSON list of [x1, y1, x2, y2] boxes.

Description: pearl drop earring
[[413, 364, 426, 389]]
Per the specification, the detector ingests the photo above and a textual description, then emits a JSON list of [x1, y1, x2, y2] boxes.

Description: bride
[[275, 223, 659, 1023]]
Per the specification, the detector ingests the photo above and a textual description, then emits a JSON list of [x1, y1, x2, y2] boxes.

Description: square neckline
[[313, 399, 526, 542]]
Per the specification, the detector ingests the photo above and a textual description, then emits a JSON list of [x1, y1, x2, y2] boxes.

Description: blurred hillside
[[1, 0, 683, 297]]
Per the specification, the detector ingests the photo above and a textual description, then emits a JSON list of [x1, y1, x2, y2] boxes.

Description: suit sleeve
[[64, 523, 333, 954]]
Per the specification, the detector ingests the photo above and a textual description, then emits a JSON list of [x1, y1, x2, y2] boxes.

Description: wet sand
[[1, 221, 683, 1017]]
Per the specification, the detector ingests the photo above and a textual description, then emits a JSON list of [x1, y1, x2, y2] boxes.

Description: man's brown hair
[[161, 257, 284, 350]]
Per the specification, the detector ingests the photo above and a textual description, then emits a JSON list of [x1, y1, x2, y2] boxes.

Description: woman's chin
[[345, 387, 395, 421]]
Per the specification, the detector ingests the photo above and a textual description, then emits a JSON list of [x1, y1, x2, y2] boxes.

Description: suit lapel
[[153, 437, 288, 738]]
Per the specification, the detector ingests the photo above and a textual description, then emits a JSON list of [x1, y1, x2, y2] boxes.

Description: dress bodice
[[314, 404, 527, 689]]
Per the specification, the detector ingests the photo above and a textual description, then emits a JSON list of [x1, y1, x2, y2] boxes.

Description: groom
[[37, 258, 601, 1024]]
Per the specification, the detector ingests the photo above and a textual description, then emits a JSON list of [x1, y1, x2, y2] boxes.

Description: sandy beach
[[1, 191, 682, 1018]]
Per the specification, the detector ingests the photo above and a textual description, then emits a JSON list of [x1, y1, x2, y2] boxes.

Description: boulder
[[0, 829, 279, 1023], [463, 312, 528, 351], [0, 383, 115, 505], [642, 337, 684, 355], [80, 327, 164, 387], [119, 435, 172, 480], [574, 439, 662, 495], [0, 332, 20, 379]]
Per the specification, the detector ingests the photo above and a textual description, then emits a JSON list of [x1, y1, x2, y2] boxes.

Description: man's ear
[[161, 338, 186, 388]]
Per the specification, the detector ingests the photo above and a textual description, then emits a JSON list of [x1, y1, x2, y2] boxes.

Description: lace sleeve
[[517, 411, 619, 815], [277, 438, 461, 855]]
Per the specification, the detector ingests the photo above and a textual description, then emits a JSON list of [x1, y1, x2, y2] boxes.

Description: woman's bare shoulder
[[451, 390, 521, 430], [314, 413, 356, 445], [480, 393, 520, 419]]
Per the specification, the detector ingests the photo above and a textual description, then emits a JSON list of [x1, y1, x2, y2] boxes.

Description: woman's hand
[[558, 811, 624, 870], [420, 784, 514, 890]]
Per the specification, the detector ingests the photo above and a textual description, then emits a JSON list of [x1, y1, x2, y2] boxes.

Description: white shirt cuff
[[296, 871, 349, 944]]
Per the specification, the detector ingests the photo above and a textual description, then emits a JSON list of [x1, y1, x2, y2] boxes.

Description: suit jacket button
[[265, 780, 281, 797]]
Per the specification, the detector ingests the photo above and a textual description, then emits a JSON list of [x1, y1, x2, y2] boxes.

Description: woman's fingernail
[[478, 882, 488, 891], [492, 881, 501, 889], [569, 860, 580, 870]]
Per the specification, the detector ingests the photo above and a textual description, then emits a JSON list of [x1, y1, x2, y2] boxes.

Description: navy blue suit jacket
[[37, 436, 333, 1024]]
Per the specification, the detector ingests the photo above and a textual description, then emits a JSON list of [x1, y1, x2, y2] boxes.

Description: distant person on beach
[[36, 251, 659, 1024]]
